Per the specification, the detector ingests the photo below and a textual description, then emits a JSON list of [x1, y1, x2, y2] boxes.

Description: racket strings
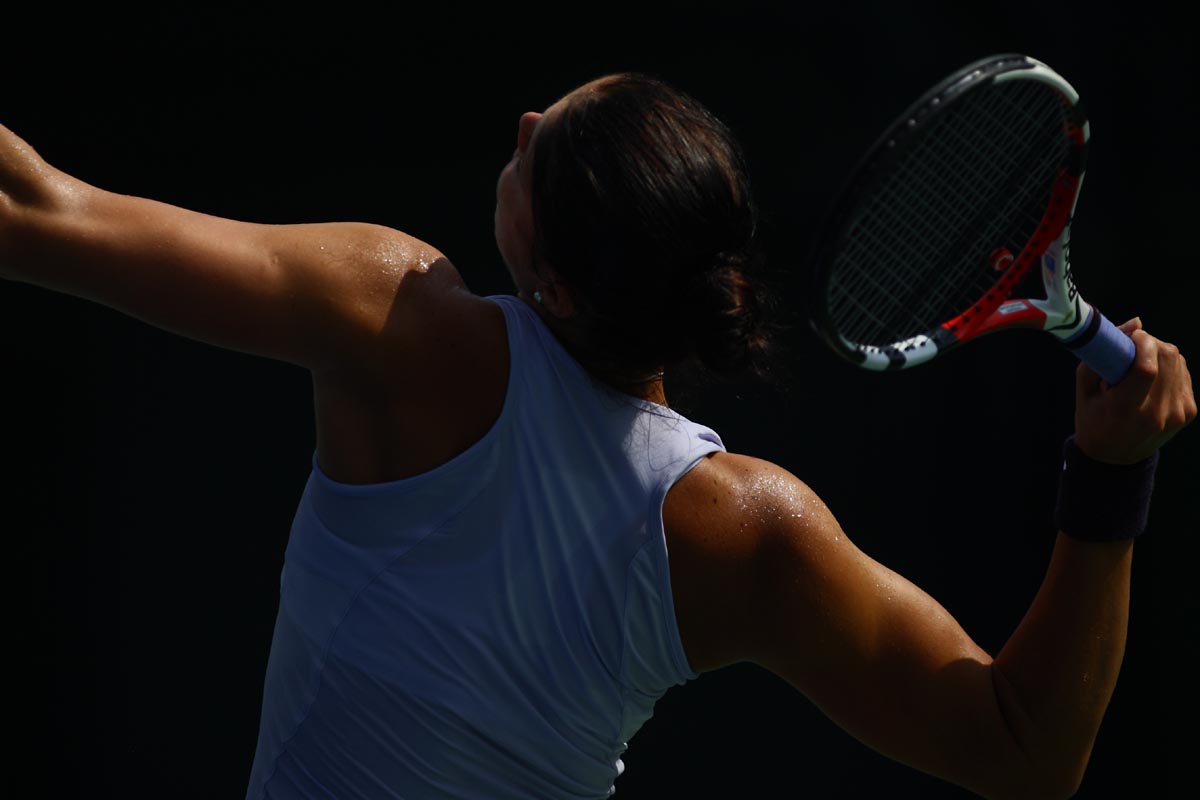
[[835, 94, 1062, 344], [835, 82, 1060, 341], [838, 87, 1060, 343], [829, 79, 1070, 347], [930, 84, 1067, 302], [892, 110, 1051, 323]]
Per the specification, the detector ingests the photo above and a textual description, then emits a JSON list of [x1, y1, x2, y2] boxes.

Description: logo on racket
[[1063, 244, 1078, 302]]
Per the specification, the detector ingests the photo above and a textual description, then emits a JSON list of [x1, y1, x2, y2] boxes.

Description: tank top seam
[[258, 457, 500, 794], [615, 535, 658, 752], [652, 465, 705, 682]]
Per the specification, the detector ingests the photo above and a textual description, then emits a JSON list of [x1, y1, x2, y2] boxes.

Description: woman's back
[[248, 294, 725, 799]]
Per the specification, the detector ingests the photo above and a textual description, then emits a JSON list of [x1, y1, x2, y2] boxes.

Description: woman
[[2, 73, 1193, 799]]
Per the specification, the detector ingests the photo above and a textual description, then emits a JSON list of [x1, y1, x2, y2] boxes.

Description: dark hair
[[530, 72, 783, 391]]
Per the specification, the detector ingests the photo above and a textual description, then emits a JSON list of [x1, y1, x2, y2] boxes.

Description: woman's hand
[[1074, 317, 1196, 464]]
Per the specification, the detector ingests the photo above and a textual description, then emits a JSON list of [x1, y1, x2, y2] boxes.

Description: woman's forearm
[[991, 533, 1134, 796]]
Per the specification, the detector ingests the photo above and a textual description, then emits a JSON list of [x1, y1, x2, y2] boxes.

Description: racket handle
[[1062, 305, 1136, 385]]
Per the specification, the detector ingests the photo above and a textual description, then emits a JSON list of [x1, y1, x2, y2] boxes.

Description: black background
[[7, 3, 1196, 798]]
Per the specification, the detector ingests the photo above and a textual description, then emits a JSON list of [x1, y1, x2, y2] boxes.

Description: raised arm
[[0, 121, 463, 373], [664, 322, 1194, 799]]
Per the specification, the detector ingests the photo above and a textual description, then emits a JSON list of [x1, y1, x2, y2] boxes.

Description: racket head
[[806, 53, 1089, 372]]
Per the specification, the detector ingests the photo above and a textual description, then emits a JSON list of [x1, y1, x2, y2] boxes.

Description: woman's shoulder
[[662, 450, 843, 672], [322, 223, 507, 384], [309, 234, 511, 484], [664, 451, 826, 528]]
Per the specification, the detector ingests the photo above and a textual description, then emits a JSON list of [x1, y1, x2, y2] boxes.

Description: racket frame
[[807, 54, 1110, 374]]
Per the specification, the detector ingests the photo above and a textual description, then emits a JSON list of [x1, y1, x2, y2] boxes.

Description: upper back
[[309, 263, 511, 485]]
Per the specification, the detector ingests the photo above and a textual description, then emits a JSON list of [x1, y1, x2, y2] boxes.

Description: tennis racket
[[807, 53, 1135, 385]]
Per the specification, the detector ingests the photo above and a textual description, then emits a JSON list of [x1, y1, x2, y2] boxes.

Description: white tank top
[[245, 293, 725, 799]]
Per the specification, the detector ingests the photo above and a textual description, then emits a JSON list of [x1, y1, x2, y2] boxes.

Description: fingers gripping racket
[[808, 54, 1136, 385]]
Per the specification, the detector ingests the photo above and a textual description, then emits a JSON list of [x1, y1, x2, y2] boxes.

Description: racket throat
[[1033, 230, 1090, 339]]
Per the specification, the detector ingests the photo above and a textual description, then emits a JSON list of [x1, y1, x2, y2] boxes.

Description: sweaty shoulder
[[662, 450, 846, 673], [321, 225, 499, 375]]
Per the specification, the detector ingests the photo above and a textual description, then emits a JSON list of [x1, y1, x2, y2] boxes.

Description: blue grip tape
[[1065, 307, 1136, 385]]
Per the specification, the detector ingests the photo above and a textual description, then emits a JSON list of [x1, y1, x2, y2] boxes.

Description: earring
[[533, 290, 543, 304]]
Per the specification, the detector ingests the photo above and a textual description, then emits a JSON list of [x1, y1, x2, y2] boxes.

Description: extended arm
[[0, 122, 461, 372], [665, 322, 1193, 799]]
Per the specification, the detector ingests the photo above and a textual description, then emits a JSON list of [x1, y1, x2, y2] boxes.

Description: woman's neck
[[524, 295, 668, 407]]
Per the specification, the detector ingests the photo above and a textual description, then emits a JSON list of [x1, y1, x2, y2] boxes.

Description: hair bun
[[686, 251, 773, 378]]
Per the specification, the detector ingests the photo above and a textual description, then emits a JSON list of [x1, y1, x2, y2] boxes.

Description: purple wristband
[[1054, 435, 1159, 542]]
